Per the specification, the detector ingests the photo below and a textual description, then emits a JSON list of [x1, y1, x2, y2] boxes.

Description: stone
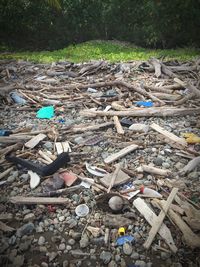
[[7, 175, 16, 183], [19, 240, 31, 251], [153, 157, 163, 166], [67, 218, 77, 228], [135, 260, 147, 267], [100, 251, 112, 264], [68, 238, 75, 245], [16, 223, 35, 237], [123, 242, 133, 255], [20, 173, 29, 181], [188, 171, 199, 180], [108, 260, 118, 267], [13, 255, 24, 267], [115, 254, 121, 262], [175, 162, 184, 170], [58, 215, 65, 222], [43, 141, 53, 150], [161, 251, 171, 260], [146, 263, 153, 267], [66, 245, 72, 250], [41, 262, 48, 267], [79, 234, 89, 248], [162, 162, 171, 169], [40, 246, 48, 253], [48, 251, 57, 262], [59, 243, 66, 250], [38, 236, 45, 246], [23, 213, 35, 222], [131, 252, 140, 260], [63, 260, 69, 267]]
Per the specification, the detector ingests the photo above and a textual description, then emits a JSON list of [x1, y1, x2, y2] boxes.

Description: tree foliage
[[0, 0, 199, 50]]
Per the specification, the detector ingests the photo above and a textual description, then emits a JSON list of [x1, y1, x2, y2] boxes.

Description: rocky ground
[[0, 58, 200, 267]]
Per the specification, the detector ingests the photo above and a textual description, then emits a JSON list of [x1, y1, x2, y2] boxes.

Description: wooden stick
[[80, 107, 200, 118], [143, 188, 178, 249], [25, 133, 47, 149], [104, 144, 138, 164], [158, 200, 200, 248], [71, 122, 114, 133], [150, 123, 187, 147], [137, 165, 172, 177], [0, 167, 14, 180], [9, 196, 70, 205], [107, 163, 121, 193], [113, 116, 124, 134], [38, 150, 53, 163], [133, 197, 177, 253]]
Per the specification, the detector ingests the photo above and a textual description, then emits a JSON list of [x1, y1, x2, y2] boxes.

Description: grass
[[0, 40, 199, 63]]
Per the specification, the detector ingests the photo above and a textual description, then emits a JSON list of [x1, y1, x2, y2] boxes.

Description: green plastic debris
[[36, 106, 54, 119]]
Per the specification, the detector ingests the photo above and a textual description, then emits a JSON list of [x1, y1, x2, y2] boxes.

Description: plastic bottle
[[140, 185, 162, 198], [0, 129, 12, 136]]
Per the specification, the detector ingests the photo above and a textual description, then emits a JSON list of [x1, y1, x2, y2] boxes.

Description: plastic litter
[[28, 170, 41, 189], [10, 91, 26, 105], [75, 204, 89, 217], [140, 185, 162, 198], [36, 106, 54, 119], [118, 227, 126, 236], [116, 235, 134, 246], [182, 133, 200, 144], [135, 101, 153, 107], [86, 162, 108, 177], [87, 87, 98, 93], [0, 129, 12, 136]]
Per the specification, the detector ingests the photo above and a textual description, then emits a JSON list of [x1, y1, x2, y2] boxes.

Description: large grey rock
[[16, 223, 35, 237]]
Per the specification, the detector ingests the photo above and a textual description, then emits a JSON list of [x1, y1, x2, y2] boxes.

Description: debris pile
[[0, 58, 200, 267]]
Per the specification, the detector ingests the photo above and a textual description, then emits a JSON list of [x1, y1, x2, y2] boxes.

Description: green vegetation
[[0, 1, 200, 50], [0, 41, 199, 63]]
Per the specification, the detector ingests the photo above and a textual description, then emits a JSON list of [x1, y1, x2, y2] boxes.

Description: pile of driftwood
[[0, 57, 200, 256]]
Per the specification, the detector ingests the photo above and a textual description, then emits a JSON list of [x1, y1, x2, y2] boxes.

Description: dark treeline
[[0, 0, 199, 50]]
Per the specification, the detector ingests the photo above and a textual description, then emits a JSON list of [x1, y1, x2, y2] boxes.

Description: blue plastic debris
[[36, 106, 54, 119], [116, 235, 134, 246], [135, 101, 153, 107]]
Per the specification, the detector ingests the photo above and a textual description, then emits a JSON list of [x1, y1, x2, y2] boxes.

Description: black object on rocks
[[6, 152, 70, 177]]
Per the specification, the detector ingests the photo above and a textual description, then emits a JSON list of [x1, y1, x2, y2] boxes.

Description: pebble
[[135, 260, 147, 267], [68, 238, 75, 245], [41, 262, 48, 267], [153, 156, 163, 166], [161, 251, 171, 260], [48, 251, 57, 262], [100, 251, 112, 264], [58, 215, 65, 222], [43, 141, 53, 150], [23, 213, 35, 222], [79, 234, 89, 248], [188, 171, 199, 180], [12, 255, 24, 267], [115, 254, 121, 262], [59, 243, 66, 250], [38, 236, 45, 246], [162, 162, 171, 169], [123, 242, 133, 255], [63, 260, 69, 267], [7, 175, 16, 183], [131, 251, 140, 260], [108, 260, 118, 267], [66, 245, 72, 250], [16, 223, 35, 237], [67, 218, 77, 228], [40, 246, 48, 253], [20, 173, 29, 181]]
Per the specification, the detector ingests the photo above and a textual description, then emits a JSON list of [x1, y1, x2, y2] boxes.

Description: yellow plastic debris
[[118, 227, 126, 236], [182, 133, 200, 144]]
